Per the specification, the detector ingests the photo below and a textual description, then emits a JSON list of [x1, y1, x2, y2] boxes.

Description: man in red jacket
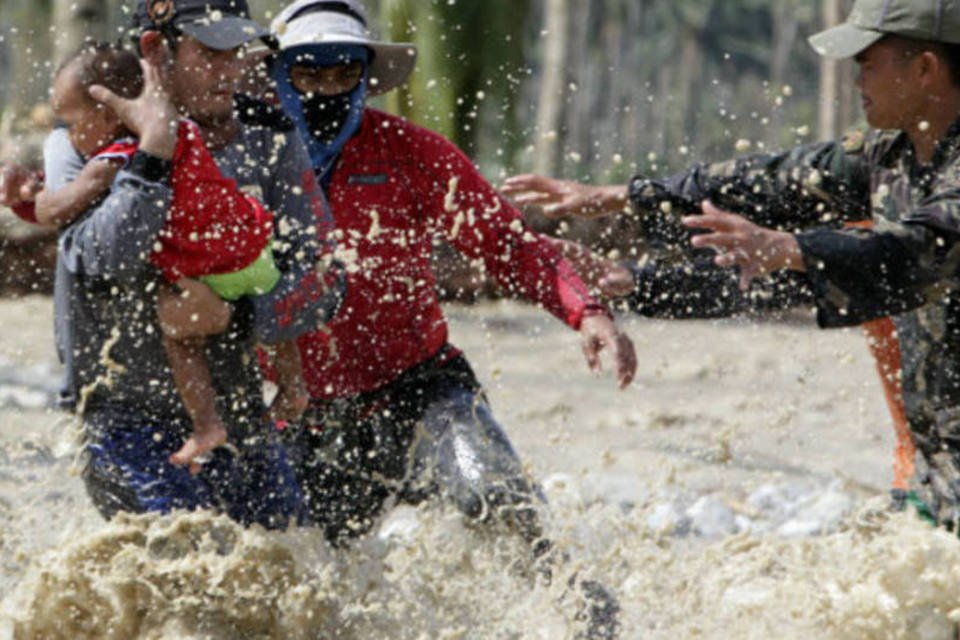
[[269, 4, 633, 634]]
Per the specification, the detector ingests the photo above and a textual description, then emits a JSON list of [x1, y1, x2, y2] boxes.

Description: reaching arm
[[501, 174, 629, 219], [685, 197, 960, 328], [35, 158, 123, 229], [419, 130, 635, 387]]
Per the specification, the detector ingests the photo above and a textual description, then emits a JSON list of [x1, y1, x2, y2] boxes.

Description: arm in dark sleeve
[[252, 133, 345, 344], [625, 256, 814, 319], [628, 137, 873, 252], [57, 165, 170, 286], [796, 223, 949, 327]]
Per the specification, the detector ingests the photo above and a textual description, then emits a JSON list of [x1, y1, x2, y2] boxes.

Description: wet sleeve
[[418, 132, 607, 330], [56, 159, 171, 286], [252, 131, 345, 344], [628, 138, 873, 252], [796, 221, 953, 328], [10, 202, 38, 225], [625, 257, 815, 319]]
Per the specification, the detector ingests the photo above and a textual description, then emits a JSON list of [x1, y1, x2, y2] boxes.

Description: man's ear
[[917, 50, 944, 89], [139, 31, 169, 66]]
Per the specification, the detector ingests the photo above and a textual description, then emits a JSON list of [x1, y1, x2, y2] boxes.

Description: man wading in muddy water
[[268, 1, 636, 636], [505, 0, 960, 532], [0, 0, 344, 528]]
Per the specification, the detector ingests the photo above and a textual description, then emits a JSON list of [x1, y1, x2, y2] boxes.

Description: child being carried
[[39, 41, 308, 472]]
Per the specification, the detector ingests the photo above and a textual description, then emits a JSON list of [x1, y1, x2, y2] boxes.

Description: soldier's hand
[[89, 58, 178, 160], [548, 237, 635, 300], [579, 313, 636, 389], [501, 174, 627, 219], [683, 201, 805, 289]]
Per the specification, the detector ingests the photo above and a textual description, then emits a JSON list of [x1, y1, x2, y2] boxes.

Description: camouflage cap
[[809, 0, 960, 59]]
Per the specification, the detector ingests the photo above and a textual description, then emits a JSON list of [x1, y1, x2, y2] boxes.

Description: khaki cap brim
[[808, 23, 885, 59], [178, 16, 269, 51]]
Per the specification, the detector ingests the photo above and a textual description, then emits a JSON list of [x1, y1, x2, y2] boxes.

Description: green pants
[[200, 246, 280, 301]]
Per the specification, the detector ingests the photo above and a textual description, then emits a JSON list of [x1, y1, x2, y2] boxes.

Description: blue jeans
[[81, 407, 304, 529]]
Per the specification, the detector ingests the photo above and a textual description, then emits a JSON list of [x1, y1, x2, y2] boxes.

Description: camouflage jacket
[[628, 120, 960, 468]]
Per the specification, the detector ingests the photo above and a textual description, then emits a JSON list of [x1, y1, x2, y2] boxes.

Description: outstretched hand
[[579, 313, 637, 389], [501, 174, 627, 219], [89, 58, 178, 159], [0, 163, 42, 207], [548, 237, 635, 300], [682, 200, 805, 290]]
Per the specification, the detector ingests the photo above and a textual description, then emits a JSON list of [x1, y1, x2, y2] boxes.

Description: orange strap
[[861, 317, 914, 488], [843, 219, 914, 488]]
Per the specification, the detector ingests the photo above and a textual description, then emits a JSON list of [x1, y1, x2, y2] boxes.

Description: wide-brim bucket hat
[[271, 0, 417, 95]]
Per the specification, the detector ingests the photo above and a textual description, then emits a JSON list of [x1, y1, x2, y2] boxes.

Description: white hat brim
[[275, 15, 417, 95]]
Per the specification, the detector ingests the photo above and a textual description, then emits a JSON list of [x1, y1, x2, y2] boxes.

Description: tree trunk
[[533, 0, 568, 176], [769, 1, 801, 148], [52, 0, 110, 67], [0, 0, 53, 162], [817, 0, 841, 141]]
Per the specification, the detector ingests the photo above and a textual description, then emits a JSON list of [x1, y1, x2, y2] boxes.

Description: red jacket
[[298, 108, 607, 399], [153, 121, 274, 282], [17, 123, 274, 283]]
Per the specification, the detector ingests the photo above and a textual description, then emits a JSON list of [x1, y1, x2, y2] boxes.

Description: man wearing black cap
[[507, 0, 960, 531], [36, 0, 343, 528]]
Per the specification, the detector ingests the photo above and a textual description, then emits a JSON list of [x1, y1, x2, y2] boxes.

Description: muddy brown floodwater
[[3, 296, 956, 639]]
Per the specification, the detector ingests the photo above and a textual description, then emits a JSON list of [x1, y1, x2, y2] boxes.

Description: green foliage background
[[0, 0, 859, 189]]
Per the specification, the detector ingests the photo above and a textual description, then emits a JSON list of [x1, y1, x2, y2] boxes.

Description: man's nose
[[214, 50, 245, 80]]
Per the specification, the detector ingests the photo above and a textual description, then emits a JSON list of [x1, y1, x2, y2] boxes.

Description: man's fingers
[[613, 333, 637, 388], [738, 264, 762, 291], [510, 191, 558, 207], [682, 200, 740, 232], [683, 212, 734, 234], [88, 84, 122, 111], [691, 231, 740, 252], [542, 203, 569, 218], [598, 273, 635, 299], [501, 173, 553, 194], [700, 200, 728, 217], [582, 337, 602, 373], [713, 250, 741, 267]]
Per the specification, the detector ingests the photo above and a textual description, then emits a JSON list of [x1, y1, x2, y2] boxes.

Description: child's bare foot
[[170, 421, 228, 474], [269, 383, 309, 422]]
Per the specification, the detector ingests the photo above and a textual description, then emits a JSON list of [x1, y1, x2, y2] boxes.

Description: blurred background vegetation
[[0, 0, 859, 296]]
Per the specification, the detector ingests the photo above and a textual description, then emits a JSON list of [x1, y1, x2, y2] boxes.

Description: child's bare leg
[[157, 278, 231, 339], [158, 279, 232, 472], [162, 334, 227, 472], [269, 340, 309, 422]]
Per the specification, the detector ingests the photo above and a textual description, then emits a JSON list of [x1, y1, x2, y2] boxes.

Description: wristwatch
[[128, 150, 172, 183]]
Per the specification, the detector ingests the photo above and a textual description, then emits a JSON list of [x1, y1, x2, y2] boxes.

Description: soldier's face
[[854, 39, 924, 130]]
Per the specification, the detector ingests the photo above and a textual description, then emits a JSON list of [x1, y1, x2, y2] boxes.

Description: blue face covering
[[272, 44, 369, 182]]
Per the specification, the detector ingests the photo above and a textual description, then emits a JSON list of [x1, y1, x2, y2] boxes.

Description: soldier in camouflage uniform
[[505, 0, 960, 529]]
